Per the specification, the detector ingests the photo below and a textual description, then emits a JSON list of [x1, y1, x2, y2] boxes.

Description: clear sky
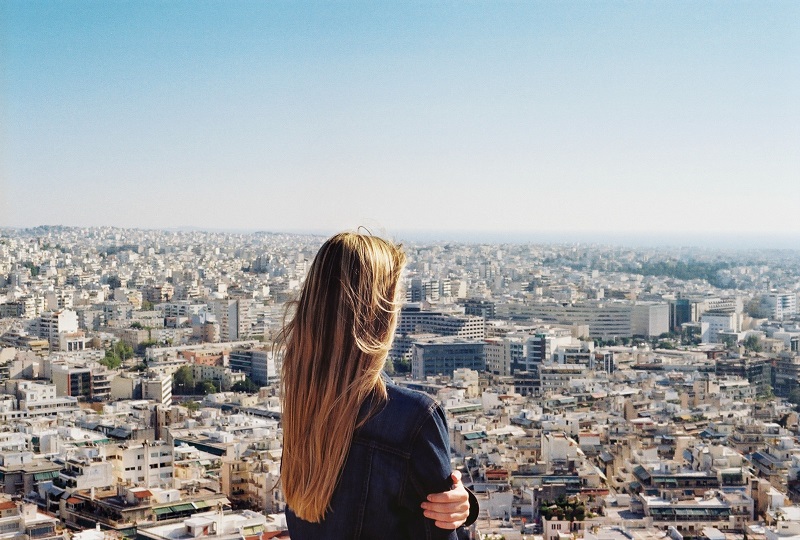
[[2, 1, 798, 241]]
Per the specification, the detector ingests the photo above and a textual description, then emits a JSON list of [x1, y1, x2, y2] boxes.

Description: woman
[[281, 232, 477, 539]]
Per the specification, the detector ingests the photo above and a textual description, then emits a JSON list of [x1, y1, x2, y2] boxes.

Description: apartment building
[[51, 363, 112, 402], [35, 310, 78, 350], [106, 440, 174, 489]]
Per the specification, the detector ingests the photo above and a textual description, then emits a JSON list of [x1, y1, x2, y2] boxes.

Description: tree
[[99, 341, 132, 369], [393, 359, 411, 374], [99, 350, 122, 369], [22, 261, 40, 277], [744, 335, 763, 354], [184, 400, 200, 412], [383, 357, 395, 376], [113, 341, 133, 360], [195, 380, 218, 395], [136, 340, 159, 354], [173, 366, 195, 394], [721, 335, 738, 350], [231, 378, 259, 393], [787, 388, 800, 411], [540, 497, 586, 523]]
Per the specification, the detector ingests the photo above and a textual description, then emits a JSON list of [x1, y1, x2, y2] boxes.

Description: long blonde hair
[[279, 232, 406, 523]]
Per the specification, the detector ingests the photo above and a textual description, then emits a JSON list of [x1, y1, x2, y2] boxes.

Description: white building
[[0, 497, 62, 540], [143, 373, 173, 407], [0, 380, 79, 420], [36, 310, 79, 350], [106, 440, 174, 489], [762, 293, 798, 320], [631, 302, 670, 337], [55, 456, 115, 492], [701, 312, 742, 343]]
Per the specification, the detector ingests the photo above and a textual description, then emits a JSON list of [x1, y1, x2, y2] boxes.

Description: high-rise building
[[715, 356, 772, 397], [502, 301, 635, 339], [390, 305, 484, 365], [773, 352, 800, 398], [761, 292, 797, 320], [464, 299, 496, 319], [411, 338, 485, 380], [230, 347, 279, 386], [631, 302, 670, 337]]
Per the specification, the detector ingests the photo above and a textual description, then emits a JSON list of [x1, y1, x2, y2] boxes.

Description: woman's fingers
[[422, 470, 471, 529]]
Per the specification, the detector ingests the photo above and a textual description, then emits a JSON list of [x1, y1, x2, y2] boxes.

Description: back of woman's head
[[280, 232, 406, 523]]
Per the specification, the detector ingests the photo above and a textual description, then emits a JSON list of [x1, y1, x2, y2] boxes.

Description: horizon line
[[2, 224, 799, 250]]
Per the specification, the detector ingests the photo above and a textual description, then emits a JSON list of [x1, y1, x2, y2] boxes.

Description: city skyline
[[3, 1, 799, 238]]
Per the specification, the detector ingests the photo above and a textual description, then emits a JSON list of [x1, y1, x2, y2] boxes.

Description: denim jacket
[[286, 378, 459, 539]]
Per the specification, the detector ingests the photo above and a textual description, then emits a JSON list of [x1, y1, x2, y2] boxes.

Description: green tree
[[383, 357, 395, 376], [173, 366, 195, 394], [136, 340, 159, 354], [393, 359, 411, 374], [100, 350, 122, 369], [98, 341, 131, 370], [184, 400, 200, 412], [787, 388, 800, 411], [744, 335, 763, 353], [539, 497, 586, 522], [195, 380, 218, 395], [112, 341, 134, 360], [721, 335, 738, 350], [231, 378, 259, 393], [22, 261, 40, 277]]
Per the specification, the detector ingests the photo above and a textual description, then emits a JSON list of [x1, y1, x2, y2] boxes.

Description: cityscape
[[0, 225, 799, 539], [4, 1, 799, 539]]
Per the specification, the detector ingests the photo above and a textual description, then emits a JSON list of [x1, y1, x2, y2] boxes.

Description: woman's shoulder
[[356, 380, 442, 449], [384, 380, 439, 414]]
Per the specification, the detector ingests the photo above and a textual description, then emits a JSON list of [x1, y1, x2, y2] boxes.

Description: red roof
[[133, 490, 153, 498], [0, 501, 16, 511], [67, 497, 81, 505]]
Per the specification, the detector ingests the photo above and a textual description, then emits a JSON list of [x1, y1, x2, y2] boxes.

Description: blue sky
[[2, 1, 798, 241]]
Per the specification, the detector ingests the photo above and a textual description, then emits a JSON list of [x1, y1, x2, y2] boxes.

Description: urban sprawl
[[1, 225, 800, 540]]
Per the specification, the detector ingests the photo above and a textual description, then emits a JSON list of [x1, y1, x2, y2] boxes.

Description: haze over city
[[4, 4, 800, 537], [3, 2, 799, 245]]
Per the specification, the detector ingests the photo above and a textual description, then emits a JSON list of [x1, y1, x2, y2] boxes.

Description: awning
[[109, 427, 131, 439], [172, 503, 195, 512], [154, 507, 173, 516], [46, 485, 65, 497], [34, 471, 60, 481], [193, 501, 211, 509]]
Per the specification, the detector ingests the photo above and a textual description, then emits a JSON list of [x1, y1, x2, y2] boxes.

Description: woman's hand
[[421, 470, 471, 529]]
